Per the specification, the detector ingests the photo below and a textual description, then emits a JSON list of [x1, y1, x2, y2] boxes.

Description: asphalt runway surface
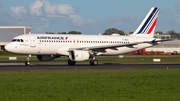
[[0, 62, 180, 71]]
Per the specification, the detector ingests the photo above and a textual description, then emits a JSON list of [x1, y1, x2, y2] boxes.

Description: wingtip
[[151, 39, 156, 45]]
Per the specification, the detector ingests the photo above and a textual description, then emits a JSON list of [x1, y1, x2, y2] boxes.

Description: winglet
[[151, 39, 156, 45]]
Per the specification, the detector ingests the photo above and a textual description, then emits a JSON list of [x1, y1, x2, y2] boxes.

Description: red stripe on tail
[[147, 17, 157, 34]]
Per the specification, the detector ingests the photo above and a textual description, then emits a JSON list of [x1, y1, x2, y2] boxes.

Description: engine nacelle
[[37, 55, 59, 61], [69, 50, 90, 61]]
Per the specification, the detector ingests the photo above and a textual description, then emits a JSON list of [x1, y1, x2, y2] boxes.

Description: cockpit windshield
[[12, 39, 24, 42]]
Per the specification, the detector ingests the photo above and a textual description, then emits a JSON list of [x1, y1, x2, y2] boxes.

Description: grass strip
[[0, 69, 180, 101]]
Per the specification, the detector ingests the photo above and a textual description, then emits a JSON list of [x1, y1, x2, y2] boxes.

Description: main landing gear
[[25, 54, 31, 66], [90, 57, 98, 66], [90, 60, 98, 66], [67, 58, 98, 66]]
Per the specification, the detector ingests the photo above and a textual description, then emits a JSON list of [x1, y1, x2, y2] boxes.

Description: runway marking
[[0, 63, 24, 65]]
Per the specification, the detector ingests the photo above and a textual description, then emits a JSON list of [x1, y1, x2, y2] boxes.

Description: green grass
[[0, 69, 180, 101]]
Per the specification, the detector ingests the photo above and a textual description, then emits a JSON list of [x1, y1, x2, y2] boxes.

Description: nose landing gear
[[25, 54, 31, 66]]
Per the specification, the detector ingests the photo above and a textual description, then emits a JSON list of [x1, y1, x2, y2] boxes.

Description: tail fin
[[131, 7, 159, 38]]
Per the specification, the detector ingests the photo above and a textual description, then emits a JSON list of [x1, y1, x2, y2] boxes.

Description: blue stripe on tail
[[141, 9, 159, 34], [137, 8, 158, 34]]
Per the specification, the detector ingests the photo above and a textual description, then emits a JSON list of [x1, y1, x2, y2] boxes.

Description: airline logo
[[137, 7, 159, 34], [37, 36, 68, 40]]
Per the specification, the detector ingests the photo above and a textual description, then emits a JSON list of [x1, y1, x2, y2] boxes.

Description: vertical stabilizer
[[131, 7, 159, 38]]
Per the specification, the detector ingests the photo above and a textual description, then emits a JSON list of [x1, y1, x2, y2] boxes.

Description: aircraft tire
[[90, 60, 98, 66], [25, 61, 31, 66], [90, 60, 93, 65], [93, 60, 98, 66], [68, 59, 76, 65]]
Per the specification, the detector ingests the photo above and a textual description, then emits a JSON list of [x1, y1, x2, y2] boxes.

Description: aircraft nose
[[5, 43, 13, 52]]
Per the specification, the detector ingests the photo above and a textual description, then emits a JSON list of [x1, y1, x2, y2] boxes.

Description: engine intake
[[69, 50, 90, 61]]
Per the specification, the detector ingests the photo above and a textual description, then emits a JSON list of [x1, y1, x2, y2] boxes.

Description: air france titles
[[37, 36, 66, 40]]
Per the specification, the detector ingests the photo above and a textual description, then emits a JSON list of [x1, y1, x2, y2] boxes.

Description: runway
[[0, 63, 180, 71]]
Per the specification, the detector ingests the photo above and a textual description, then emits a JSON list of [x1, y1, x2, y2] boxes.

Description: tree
[[45, 32, 49, 34], [166, 30, 177, 35], [68, 31, 82, 34], [49, 32, 55, 34], [77, 31, 82, 34], [155, 31, 163, 35], [166, 30, 180, 40], [45, 32, 55, 34], [61, 32, 67, 34], [129, 32, 134, 34], [103, 28, 126, 35]]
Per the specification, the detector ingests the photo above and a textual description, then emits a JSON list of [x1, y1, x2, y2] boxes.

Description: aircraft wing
[[68, 40, 154, 51], [154, 39, 173, 42], [150, 39, 173, 45], [68, 39, 174, 51]]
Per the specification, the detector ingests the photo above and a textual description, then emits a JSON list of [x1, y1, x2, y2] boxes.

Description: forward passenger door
[[30, 36, 36, 47]]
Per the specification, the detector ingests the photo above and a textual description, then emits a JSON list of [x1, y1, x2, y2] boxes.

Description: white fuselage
[[5, 34, 154, 56]]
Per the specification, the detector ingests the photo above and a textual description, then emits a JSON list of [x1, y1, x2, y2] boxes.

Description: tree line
[[164, 30, 180, 40], [45, 31, 82, 34], [45, 28, 126, 35]]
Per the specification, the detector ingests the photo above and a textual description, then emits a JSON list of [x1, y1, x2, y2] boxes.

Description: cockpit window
[[12, 39, 16, 42], [12, 39, 24, 42]]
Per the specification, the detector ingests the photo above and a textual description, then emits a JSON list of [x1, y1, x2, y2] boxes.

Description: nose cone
[[5, 43, 16, 53], [5, 43, 12, 52], [5, 42, 23, 54]]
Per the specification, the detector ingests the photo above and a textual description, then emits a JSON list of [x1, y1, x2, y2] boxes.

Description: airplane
[[5, 7, 163, 66]]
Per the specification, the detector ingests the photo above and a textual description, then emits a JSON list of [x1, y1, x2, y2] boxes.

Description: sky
[[1, 0, 180, 35]]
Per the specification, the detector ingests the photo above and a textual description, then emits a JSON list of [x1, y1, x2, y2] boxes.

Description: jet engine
[[37, 55, 60, 61], [69, 50, 90, 61]]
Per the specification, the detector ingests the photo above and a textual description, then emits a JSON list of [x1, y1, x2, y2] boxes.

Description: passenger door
[[30, 36, 36, 47]]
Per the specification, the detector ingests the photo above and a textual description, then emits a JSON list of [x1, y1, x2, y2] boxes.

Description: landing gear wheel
[[93, 60, 98, 66], [90, 60, 93, 65], [25, 61, 31, 66], [68, 59, 76, 65], [25, 54, 31, 66], [90, 60, 98, 66]]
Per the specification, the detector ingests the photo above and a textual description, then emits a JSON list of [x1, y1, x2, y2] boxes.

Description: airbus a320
[[5, 7, 165, 66]]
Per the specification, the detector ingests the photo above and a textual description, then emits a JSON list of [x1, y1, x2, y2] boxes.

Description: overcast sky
[[1, 0, 180, 34]]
